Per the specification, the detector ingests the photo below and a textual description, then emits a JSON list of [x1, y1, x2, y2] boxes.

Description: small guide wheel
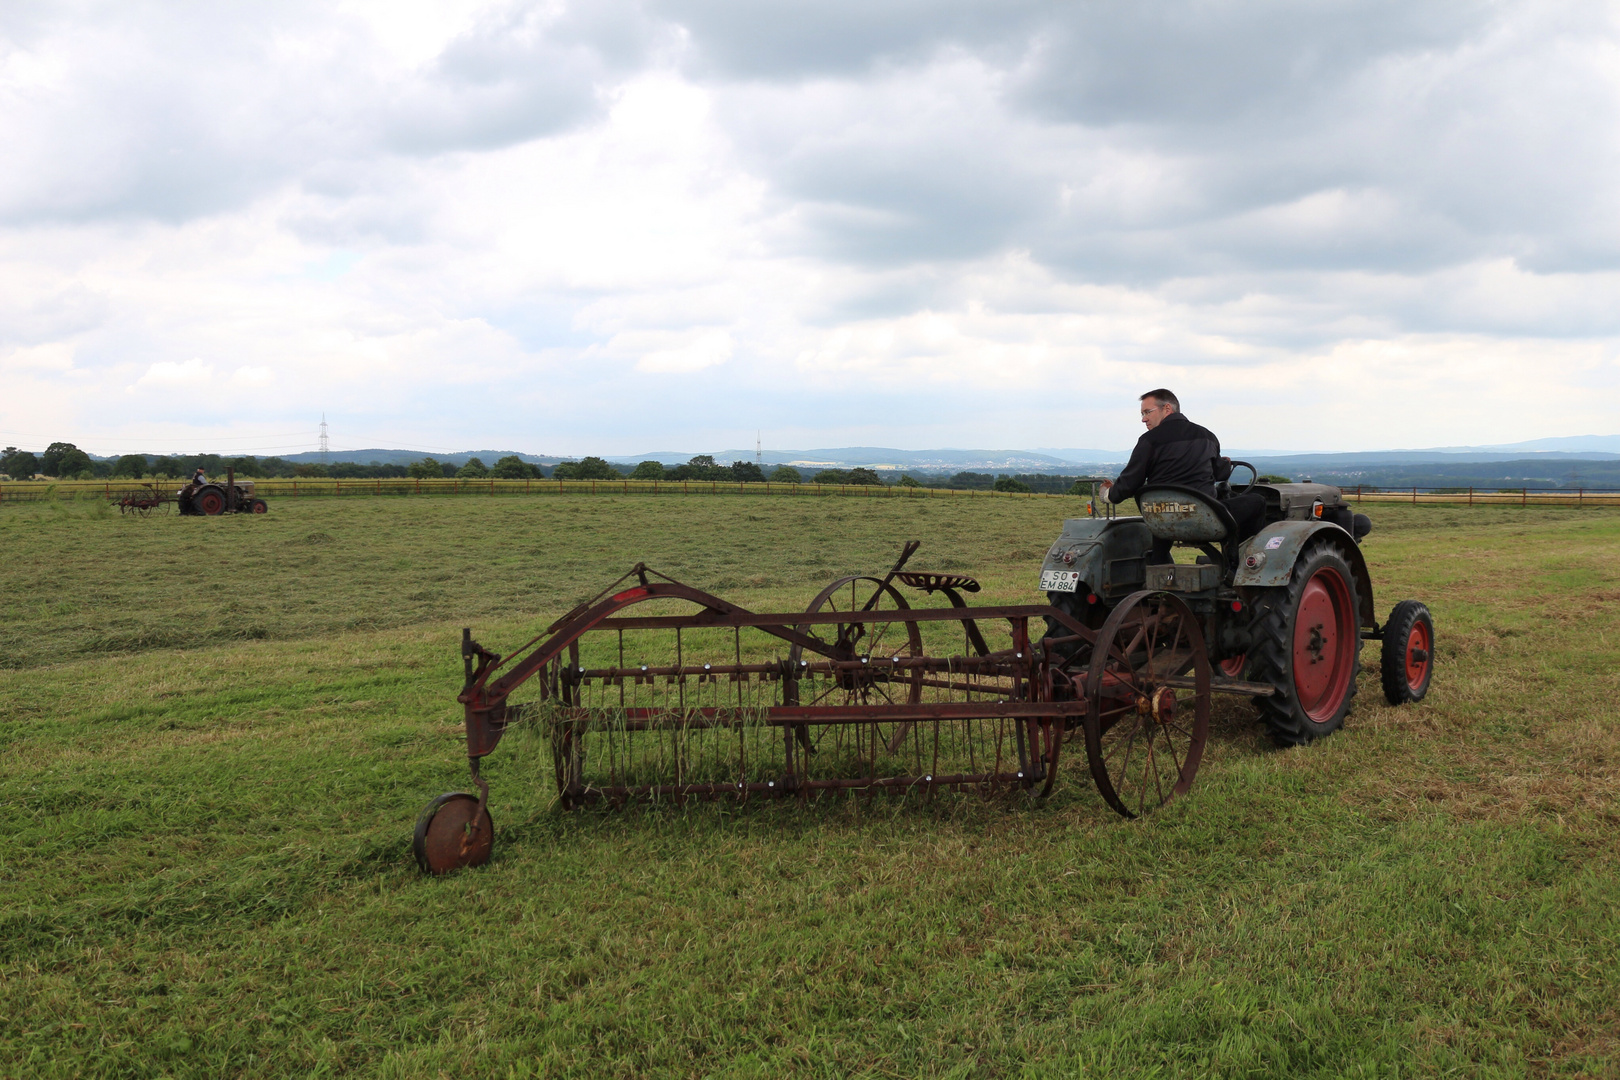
[[1381, 600, 1435, 705], [413, 792, 493, 874]]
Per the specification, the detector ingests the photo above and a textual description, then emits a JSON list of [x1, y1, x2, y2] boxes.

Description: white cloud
[[635, 330, 734, 373], [133, 358, 215, 388], [230, 365, 274, 386]]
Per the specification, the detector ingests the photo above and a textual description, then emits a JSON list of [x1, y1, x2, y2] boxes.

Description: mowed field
[[2, 493, 1618, 1078]]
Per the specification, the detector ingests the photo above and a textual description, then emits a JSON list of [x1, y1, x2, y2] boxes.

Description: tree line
[[1, 443, 1103, 493]]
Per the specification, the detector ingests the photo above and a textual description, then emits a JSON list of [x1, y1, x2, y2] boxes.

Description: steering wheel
[[1227, 460, 1258, 496]]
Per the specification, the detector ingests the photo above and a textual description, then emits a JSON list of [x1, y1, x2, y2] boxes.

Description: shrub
[[630, 460, 666, 480], [407, 457, 442, 480], [898, 474, 921, 488], [456, 458, 489, 479], [993, 476, 1031, 493], [769, 465, 801, 484]]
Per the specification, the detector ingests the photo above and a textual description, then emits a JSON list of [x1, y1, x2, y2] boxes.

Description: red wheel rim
[[1405, 619, 1431, 687], [1291, 566, 1356, 722], [1219, 653, 1246, 677], [198, 491, 225, 514]]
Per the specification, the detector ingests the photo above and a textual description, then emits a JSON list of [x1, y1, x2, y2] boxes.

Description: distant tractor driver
[[1099, 389, 1265, 564]]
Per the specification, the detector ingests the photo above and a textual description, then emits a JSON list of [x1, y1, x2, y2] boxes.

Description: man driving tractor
[[1100, 389, 1266, 564]]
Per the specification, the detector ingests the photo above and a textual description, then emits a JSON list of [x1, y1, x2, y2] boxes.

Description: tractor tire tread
[[1249, 540, 1361, 747]]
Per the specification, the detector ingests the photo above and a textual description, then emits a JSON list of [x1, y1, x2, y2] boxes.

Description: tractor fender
[[1233, 521, 1376, 628]]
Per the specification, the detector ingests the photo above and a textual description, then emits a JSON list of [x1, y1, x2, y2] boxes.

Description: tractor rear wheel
[[1380, 600, 1434, 705], [194, 485, 228, 515], [1249, 542, 1361, 746]]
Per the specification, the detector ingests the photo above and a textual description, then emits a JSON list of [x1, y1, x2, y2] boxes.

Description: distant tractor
[[178, 468, 267, 516]]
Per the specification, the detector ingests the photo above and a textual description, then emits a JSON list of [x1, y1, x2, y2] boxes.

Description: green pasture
[[2, 494, 1617, 1077]]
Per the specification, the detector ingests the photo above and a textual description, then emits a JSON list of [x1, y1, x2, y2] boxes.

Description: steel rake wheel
[[1082, 590, 1210, 818], [789, 575, 924, 756], [413, 792, 493, 874]]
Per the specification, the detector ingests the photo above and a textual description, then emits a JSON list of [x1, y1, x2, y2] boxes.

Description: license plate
[[1039, 569, 1081, 592]]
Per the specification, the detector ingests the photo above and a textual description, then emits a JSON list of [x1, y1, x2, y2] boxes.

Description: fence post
[[336, 480, 341, 495], [294, 481, 298, 496], [1579, 487, 1584, 507], [1522, 487, 1527, 507], [1468, 486, 1473, 506], [1411, 486, 1416, 504]]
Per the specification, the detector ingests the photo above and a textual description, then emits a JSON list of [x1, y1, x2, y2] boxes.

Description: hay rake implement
[[413, 542, 1278, 874]]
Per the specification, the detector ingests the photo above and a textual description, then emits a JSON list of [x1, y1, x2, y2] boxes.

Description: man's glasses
[[1140, 404, 1165, 417]]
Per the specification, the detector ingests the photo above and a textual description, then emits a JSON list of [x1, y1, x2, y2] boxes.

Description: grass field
[[2, 494, 1618, 1078]]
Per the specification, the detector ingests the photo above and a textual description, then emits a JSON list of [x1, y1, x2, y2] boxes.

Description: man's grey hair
[[1140, 388, 1180, 411]]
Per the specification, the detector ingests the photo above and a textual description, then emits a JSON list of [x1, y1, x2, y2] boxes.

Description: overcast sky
[[3, 0, 1617, 458]]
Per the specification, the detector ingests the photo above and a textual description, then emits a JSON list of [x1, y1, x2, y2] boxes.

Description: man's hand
[[1098, 479, 1113, 500]]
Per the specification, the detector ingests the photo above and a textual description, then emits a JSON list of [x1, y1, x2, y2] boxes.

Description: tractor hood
[[1040, 516, 1154, 598]]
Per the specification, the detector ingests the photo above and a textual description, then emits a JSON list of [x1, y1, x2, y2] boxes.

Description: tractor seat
[[1134, 485, 1238, 545]]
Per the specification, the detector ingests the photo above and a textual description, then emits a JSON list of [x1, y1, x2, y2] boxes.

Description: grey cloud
[[686, 0, 1620, 292], [651, 0, 1046, 79], [0, 1, 657, 224]]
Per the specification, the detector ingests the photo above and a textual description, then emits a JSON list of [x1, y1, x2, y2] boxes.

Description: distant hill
[[612, 447, 1124, 470], [278, 449, 563, 467]]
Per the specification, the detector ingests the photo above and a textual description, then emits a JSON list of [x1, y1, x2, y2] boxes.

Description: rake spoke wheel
[[789, 576, 923, 753], [1083, 590, 1210, 818], [413, 792, 493, 874]]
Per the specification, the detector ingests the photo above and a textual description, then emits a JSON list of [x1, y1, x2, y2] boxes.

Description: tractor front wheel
[[1249, 542, 1361, 746], [1380, 600, 1434, 705]]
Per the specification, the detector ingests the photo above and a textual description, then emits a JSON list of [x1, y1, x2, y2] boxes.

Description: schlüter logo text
[[1142, 501, 1198, 514]]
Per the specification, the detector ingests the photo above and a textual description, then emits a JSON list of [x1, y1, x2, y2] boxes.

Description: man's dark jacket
[[1108, 412, 1225, 503]]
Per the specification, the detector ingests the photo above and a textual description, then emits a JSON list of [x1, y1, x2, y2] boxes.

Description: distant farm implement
[[114, 484, 171, 516], [177, 468, 268, 516]]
